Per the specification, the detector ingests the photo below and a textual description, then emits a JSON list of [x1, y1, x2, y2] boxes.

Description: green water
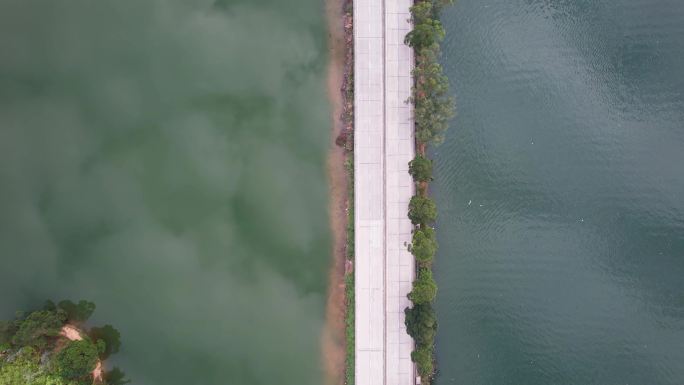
[[434, 1, 684, 384], [0, 1, 330, 384]]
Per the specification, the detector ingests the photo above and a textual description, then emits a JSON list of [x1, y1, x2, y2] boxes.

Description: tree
[[54, 339, 99, 381], [408, 268, 437, 304], [404, 19, 445, 50], [89, 325, 121, 359], [410, 227, 437, 265], [58, 300, 96, 324], [412, 48, 455, 145], [408, 195, 437, 225], [0, 321, 17, 347], [405, 303, 437, 347], [412, 345, 434, 378], [408, 155, 433, 182], [11, 310, 65, 350], [104, 367, 131, 385], [430, 0, 455, 15], [409, 1, 434, 25], [0, 347, 67, 385]]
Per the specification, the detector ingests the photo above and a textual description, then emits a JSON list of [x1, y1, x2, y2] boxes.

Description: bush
[[410, 227, 437, 265], [54, 339, 99, 381], [408, 196, 437, 225], [412, 48, 455, 146], [104, 367, 131, 385], [0, 347, 68, 385], [405, 303, 437, 347], [57, 300, 96, 324], [405, 19, 445, 50], [411, 345, 434, 378], [408, 268, 437, 304], [11, 310, 65, 350], [409, 155, 433, 182], [0, 321, 17, 346], [89, 325, 121, 359]]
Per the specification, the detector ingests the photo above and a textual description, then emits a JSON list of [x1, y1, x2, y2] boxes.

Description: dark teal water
[[434, 1, 684, 384], [0, 1, 330, 384]]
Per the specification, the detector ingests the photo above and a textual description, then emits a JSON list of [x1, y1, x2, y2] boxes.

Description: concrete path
[[354, 0, 415, 384]]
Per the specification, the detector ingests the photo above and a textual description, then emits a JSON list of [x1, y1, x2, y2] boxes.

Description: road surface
[[354, 0, 416, 384]]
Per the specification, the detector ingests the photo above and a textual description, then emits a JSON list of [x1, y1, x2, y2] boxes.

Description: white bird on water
[[468, 200, 472, 206]]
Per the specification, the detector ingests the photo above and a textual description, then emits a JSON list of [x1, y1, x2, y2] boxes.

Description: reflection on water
[[0, 1, 330, 384]]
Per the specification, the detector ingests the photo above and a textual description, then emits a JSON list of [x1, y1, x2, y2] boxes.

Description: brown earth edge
[[322, 0, 353, 384]]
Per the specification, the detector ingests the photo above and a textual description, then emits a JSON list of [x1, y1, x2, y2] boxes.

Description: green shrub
[[411, 345, 434, 378], [408, 268, 437, 304], [410, 227, 437, 265], [408, 196, 437, 225], [412, 48, 455, 146], [54, 340, 99, 381], [89, 325, 121, 359], [0, 347, 68, 385], [405, 303, 437, 347], [57, 300, 95, 324], [409, 155, 434, 182], [11, 310, 65, 350], [345, 273, 355, 385], [104, 367, 131, 385]]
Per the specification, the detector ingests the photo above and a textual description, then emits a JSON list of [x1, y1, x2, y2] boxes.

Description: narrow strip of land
[[354, 0, 415, 384]]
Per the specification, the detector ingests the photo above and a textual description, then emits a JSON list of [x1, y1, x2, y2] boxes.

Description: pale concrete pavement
[[354, 0, 415, 384]]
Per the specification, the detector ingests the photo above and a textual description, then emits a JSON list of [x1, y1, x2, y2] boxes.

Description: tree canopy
[[54, 339, 99, 381], [410, 227, 438, 265], [11, 310, 65, 350], [89, 325, 121, 359], [408, 268, 438, 304], [405, 303, 437, 347], [57, 300, 96, 324], [0, 300, 129, 385], [408, 195, 437, 225], [409, 155, 434, 182]]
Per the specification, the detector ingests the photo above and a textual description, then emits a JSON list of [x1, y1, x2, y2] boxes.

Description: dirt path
[[322, 0, 350, 384]]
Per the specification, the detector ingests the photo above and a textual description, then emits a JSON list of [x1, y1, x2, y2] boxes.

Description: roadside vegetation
[[0, 300, 129, 385], [338, 1, 356, 384], [404, 0, 456, 383]]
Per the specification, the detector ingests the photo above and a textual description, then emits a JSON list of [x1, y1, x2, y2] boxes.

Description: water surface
[[0, 1, 330, 384], [434, 1, 684, 384]]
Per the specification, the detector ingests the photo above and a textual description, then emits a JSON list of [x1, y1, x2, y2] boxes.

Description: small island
[[0, 300, 128, 385]]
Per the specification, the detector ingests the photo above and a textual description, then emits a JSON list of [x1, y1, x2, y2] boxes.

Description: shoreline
[[322, 0, 354, 385]]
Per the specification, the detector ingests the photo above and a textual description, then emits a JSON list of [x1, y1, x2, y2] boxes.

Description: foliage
[[407, 1, 456, 147], [405, 303, 437, 347], [0, 321, 17, 346], [89, 325, 121, 359], [57, 301, 96, 324], [404, 2, 455, 382], [104, 367, 131, 385], [409, 155, 434, 183], [345, 273, 355, 385], [408, 196, 437, 225], [405, 20, 445, 50], [412, 48, 455, 146], [11, 310, 65, 350], [411, 345, 434, 378], [0, 300, 128, 385], [410, 227, 437, 265], [0, 347, 67, 385], [54, 340, 99, 381], [408, 268, 437, 304], [345, 156, 355, 259]]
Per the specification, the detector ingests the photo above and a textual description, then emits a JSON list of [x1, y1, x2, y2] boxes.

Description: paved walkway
[[354, 0, 415, 384]]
